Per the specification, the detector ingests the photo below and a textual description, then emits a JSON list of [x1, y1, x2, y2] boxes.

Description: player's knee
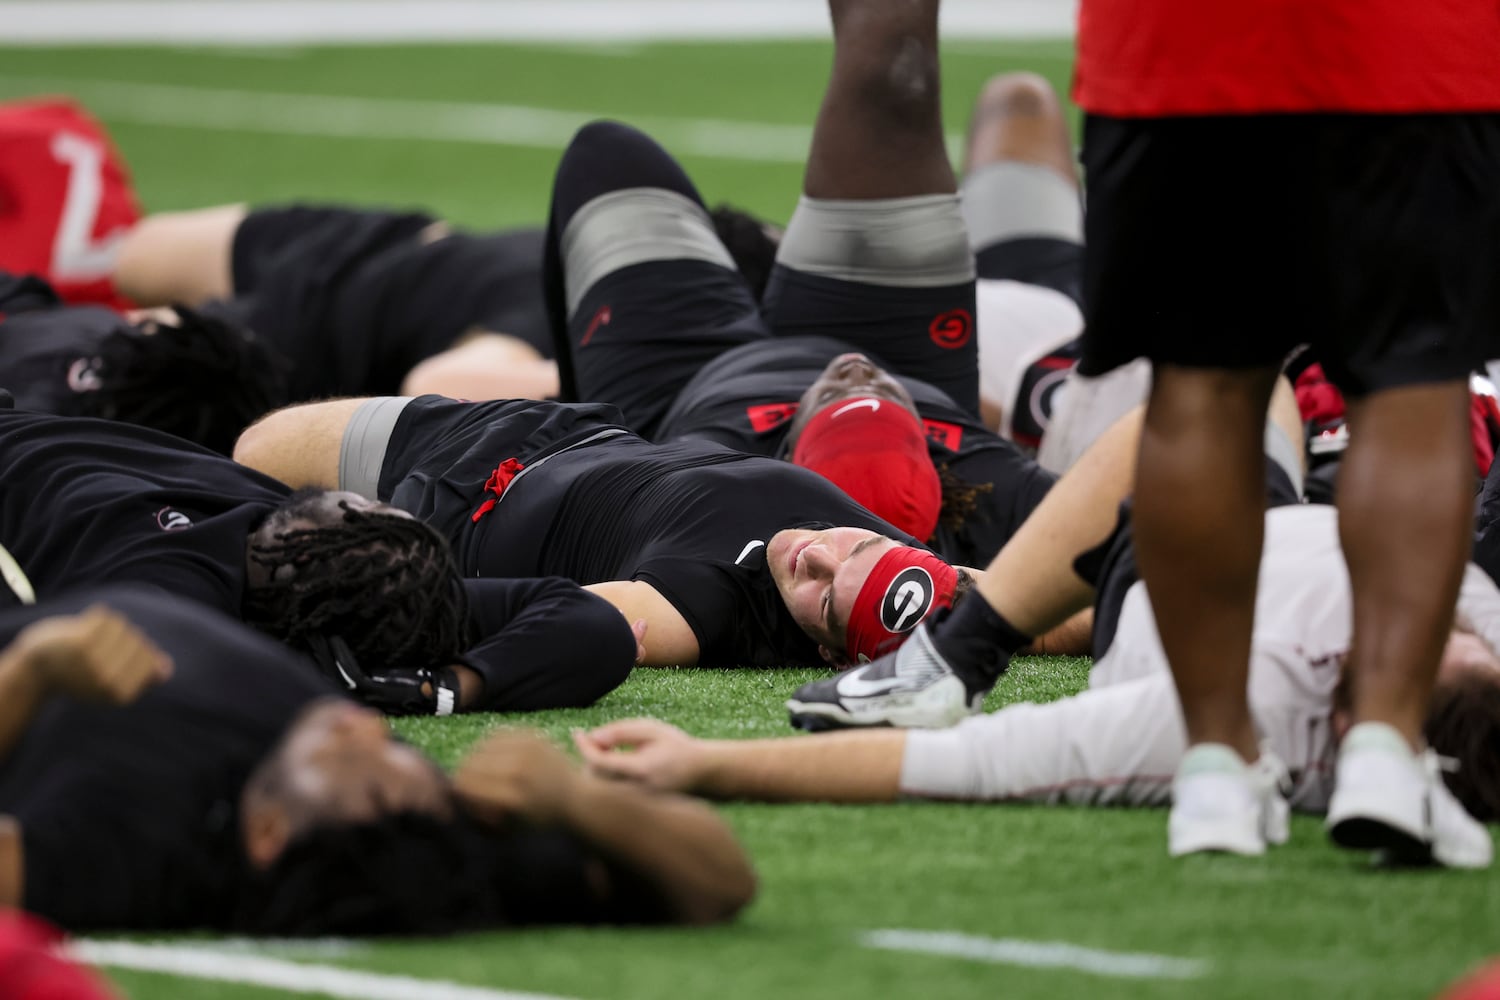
[[974, 72, 1062, 124], [851, 35, 941, 132], [552, 120, 702, 228]]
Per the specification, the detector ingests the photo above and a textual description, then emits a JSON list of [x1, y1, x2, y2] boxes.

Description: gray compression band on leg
[[1264, 420, 1305, 500], [338, 396, 414, 498], [961, 161, 1083, 250], [560, 187, 735, 318], [775, 194, 975, 287]]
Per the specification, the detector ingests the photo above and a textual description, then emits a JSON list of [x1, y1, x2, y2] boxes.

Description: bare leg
[[1133, 365, 1279, 761], [1339, 381, 1473, 746], [113, 204, 247, 305], [962, 71, 1077, 186], [974, 408, 1142, 632], [804, 0, 953, 199]]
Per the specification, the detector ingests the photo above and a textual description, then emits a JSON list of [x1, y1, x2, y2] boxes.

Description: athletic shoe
[[1326, 721, 1493, 869], [786, 624, 987, 731], [1168, 744, 1291, 857]]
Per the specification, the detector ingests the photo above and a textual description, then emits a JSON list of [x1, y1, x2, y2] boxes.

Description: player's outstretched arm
[[233, 397, 373, 490], [0, 606, 171, 761], [455, 730, 757, 925], [575, 718, 907, 802]]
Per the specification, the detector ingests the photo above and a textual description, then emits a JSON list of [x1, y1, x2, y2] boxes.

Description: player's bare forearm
[[562, 774, 757, 925], [1022, 608, 1094, 656], [695, 730, 907, 802]]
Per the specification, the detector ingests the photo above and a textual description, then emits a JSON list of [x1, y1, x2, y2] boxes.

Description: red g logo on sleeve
[[928, 309, 973, 350]]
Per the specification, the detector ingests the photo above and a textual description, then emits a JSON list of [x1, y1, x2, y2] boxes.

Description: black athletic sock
[[929, 594, 1032, 690]]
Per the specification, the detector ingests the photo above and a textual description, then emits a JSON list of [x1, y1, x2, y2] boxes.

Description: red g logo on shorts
[[928, 309, 973, 350]]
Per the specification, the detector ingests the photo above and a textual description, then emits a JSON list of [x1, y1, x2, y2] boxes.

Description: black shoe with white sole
[[787, 624, 989, 731]]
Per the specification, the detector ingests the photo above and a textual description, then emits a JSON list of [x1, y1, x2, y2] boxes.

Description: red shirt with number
[[0, 99, 141, 311], [1074, 0, 1500, 116]]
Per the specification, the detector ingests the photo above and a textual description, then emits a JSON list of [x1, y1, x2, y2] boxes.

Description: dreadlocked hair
[[233, 807, 663, 934], [936, 462, 994, 534], [1424, 671, 1500, 822], [243, 495, 470, 673], [64, 304, 291, 455], [710, 203, 781, 302]]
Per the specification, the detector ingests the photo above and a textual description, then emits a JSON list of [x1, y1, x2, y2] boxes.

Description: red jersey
[[0, 99, 141, 311], [1074, 0, 1500, 116]]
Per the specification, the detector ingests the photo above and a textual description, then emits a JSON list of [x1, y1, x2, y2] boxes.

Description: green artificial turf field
[[2, 38, 1496, 1000]]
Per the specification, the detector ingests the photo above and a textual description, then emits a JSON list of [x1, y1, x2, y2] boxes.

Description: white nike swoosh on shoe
[[836, 671, 909, 698]]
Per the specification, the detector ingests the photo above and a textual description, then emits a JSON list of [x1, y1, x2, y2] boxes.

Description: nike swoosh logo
[[836, 671, 906, 697], [832, 398, 880, 418], [334, 660, 358, 690], [734, 540, 765, 565]]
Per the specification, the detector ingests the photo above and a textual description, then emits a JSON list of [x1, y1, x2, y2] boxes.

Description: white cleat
[[1326, 722, 1493, 869], [1168, 744, 1291, 858]]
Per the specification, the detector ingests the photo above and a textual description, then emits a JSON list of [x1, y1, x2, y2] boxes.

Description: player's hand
[[572, 718, 705, 793], [453, 729, 582, 826], [12, 605, 172, 704]]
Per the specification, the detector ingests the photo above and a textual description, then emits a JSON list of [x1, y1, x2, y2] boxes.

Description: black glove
[[305, 634, 462, 716]]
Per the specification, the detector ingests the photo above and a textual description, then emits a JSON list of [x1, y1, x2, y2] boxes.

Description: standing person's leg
[[1317, 113, 1500, 866], [541, 122, 768, 438], [762, 0, 978, 415], [1077, 114, 1318, 857]]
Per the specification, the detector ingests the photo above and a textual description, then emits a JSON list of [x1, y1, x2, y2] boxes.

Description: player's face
[[241, 698, 451, 866], [785, 353, 920, 449], [767, 526, 901, 660]]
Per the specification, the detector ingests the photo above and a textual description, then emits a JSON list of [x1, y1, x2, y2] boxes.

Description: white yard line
[[861, 929, 1210, 980], [0, 75, 970, 162], [71, 940, 579, 1000], [1, 1, 1076, 45]]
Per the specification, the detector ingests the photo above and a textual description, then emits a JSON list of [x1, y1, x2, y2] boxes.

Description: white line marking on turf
[[0, 76, 967, 163], [70, 940, 578, 1000], [0, 1, 1076, 45], [861, 929, 1209, 980]]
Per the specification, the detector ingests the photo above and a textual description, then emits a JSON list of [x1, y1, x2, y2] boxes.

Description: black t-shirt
[[0, 273, 120, 415], [227, 206, 550, 401], [379, 397, 919, 667], [653, 335, 1057, 567], [0, 586, 640, 931], [0, 409, 287, 612], [0, 587, 334, 930]]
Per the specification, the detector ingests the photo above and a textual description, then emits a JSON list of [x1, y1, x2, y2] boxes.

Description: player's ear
[[818, 644, 850, 667]]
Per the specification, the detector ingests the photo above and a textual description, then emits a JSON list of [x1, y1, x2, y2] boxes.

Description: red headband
[[845, 546, 958, 663], [791, 397, 941, 542]]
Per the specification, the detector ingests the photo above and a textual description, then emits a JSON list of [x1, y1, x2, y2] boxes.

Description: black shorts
[[1079, 113, 1500, 396], [560, 260, 976, 438], [975, 237, 1083, 308]]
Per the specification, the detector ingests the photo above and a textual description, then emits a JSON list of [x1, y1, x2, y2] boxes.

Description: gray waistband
[[560, 187, 735, 318], [962, 161, 1083, 250], [775, 193, 976, 288], [338, 396, 415, 498]]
